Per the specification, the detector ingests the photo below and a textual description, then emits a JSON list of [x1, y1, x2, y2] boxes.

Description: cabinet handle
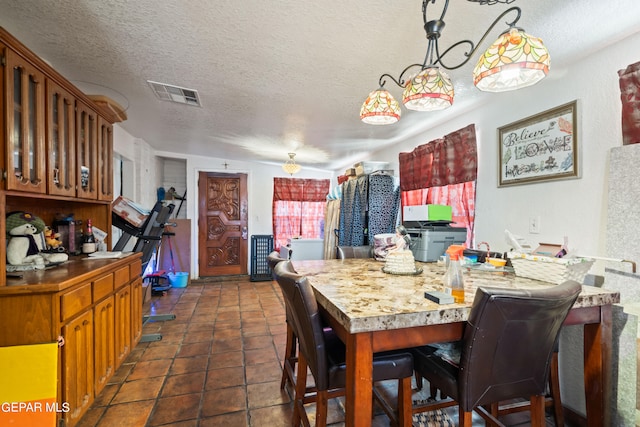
[[57, 335, 65, 347]]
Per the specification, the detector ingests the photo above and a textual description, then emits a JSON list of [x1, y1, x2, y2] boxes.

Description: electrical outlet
[[529, 216, 540, 234]]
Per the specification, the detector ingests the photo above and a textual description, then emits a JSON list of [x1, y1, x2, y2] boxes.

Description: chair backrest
[[458, 280, 581, 410], [267, 250, 287, 273], [273, 262, 330, 390], [336, 245, 373, 260]]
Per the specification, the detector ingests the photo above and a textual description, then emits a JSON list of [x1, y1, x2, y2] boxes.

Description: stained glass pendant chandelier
[[360, 0, 550, 125]]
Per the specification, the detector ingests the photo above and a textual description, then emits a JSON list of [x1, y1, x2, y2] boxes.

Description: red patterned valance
[[273, 178, 330, 202], [399, 124, 477, 191]]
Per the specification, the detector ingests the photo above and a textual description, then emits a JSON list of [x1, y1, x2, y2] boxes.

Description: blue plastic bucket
[[167, 272, 189, 288]]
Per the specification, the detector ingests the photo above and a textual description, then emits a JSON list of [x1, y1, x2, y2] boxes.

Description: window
[[399, 124, 477, 246], [272, 178, 330, 250]]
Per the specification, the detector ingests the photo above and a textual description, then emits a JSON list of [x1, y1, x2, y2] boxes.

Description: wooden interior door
[[198, 172, 248, 276]]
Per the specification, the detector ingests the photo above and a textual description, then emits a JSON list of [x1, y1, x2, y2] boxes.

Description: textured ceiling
[[1, 0, 639, 171]]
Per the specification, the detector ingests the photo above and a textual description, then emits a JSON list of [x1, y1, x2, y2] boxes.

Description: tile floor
[[77, 277, 560, 427]]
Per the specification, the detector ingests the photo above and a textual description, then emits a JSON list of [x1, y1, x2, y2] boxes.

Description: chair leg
[[281, 323, 297, 390], [530, 395, 546, 427], [459, 408, 474, 427], [293, 353, 308, 427], [549, 351, 565, 427], [315, 390, 329, 427], [397, 376, 413, 427]]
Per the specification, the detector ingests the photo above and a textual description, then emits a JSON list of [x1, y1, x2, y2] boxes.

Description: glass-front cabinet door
[[3, 46, 46, 193], [97, 116, 113, 201], [46, 79, 76, 197], [76, 100, 98, 199]]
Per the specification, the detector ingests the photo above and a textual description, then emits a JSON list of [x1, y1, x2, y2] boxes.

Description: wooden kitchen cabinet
[[1, 26, 124, 285], [75, 99, 98, 200], [97, 116, 114, 201], [46, 78, 77, 197], [62, 309, 94, 427], [0, 27, 138, 427], [2, 43, 47, 194], [0, 254, 143, 427], [93, 295, 115, 396]]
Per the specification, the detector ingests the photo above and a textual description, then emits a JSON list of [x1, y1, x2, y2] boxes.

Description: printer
[[402, 205, 466, 262]]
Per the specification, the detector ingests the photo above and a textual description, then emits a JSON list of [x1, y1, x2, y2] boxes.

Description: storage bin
[[167, 272, 189, 288], [507, 252, 594, 285]]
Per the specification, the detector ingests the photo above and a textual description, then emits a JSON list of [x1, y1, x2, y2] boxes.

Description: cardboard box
[[112, 196, 148, 228], [354, 161, 389, 176], [403, 204, 452, 222], [532, 243, 565, 257]]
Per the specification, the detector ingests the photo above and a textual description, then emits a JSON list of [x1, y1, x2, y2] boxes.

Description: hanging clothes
[[367, 174, 400, 243], [339, 176, 368, 246], [338, 174, 400, 247], [323, 199, 341, 259]]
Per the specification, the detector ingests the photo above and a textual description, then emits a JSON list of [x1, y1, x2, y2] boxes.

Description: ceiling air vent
[[147, 80, 202, 107]]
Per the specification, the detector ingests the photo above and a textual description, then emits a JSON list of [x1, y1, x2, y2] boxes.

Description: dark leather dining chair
[[336, 245, 373, 259], [412, 280, 581, 427], [273, 262, 414, 427], [267, 251, 298, 391]]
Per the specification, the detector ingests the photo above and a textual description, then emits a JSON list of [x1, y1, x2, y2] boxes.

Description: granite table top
[[293, 258, 621, 334]]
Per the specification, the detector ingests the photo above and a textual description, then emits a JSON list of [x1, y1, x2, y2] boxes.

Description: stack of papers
[[86, 251, 130, 259]]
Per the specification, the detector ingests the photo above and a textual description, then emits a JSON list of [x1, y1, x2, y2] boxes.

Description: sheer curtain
[[399, 124, 477, 246], [272, 178, 330, 250]]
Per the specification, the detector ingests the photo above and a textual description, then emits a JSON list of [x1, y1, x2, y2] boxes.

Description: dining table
[[292, 258, 620, 427]]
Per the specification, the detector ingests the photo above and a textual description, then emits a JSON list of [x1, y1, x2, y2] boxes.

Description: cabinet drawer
[[130, 259, 142, 280], [61, 283, 92, 321], [93, 274, 114, 302], [114, 266, 129, 288]]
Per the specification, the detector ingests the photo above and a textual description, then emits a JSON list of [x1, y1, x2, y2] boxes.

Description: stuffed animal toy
[[6, 212, 68, 267], [44, 226, 64, 250]]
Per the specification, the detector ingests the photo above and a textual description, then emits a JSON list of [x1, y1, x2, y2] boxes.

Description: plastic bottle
[[444, 245, 465, 303]]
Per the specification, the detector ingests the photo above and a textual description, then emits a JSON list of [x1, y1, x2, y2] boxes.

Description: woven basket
[[507, 252, 594, 285]]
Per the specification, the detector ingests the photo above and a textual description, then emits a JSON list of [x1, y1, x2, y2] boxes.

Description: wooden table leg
[[583, 305, 612, 427], [345, 331, 373, 427]]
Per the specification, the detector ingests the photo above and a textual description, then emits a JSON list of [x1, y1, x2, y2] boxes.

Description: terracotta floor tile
[[244, 347, 278, 366], [161, 371, 206, 397], [205, 366, 245, 390], [245, 361, 283, 385], [201, 386, 247, 417], [112, 377, 165, 404], [127, 359, 172, 381], [75, 406, 106, 427], [208, 351, 244, 369], [96, 400, 155, 427], [212, 328, 242, 340], [249, 403, 294, 427], [182, 329, 214, 343], [199, 410, 248, 427], [211, 337, 243, 353], [170, 355, 208, 375], [140, 343, 180, 360], [242, 324, 270, 337], [246, 381, 291, 409], [243, 334, 275, 350], [146, 393, 201, 426], [176, 341, 212, 357], [109, 363, 135, 384], [92, 383, 120, 407]]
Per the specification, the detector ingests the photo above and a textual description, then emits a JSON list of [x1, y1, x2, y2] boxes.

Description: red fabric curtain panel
[[399, 124, 477, 192], [273, 178, 329, 202], [619, 60, 640, 145]]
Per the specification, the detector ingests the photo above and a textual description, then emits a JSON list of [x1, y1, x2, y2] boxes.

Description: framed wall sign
[[498, 101, 578, 186]]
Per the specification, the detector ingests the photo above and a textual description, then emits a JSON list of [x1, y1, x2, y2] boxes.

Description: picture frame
[[498, 101, 578, 187]]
